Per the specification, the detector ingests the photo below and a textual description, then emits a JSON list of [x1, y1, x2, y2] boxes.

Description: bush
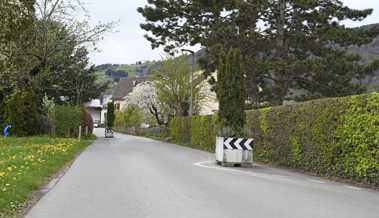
[[125, 105, 143, 128], [168, 93, 379, 187], [114, 111, 126, 128], [55, 105, 83, 137], [248, 94, 379, 186], [169, 116, 191, 145], [191, 115, 217, 152], [3, 89, 42, 136], [82, 108, 94, 135]]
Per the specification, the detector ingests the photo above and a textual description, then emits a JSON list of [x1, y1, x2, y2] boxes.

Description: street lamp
[[181, 48, 195, 117], [182, 48, 195, 146]]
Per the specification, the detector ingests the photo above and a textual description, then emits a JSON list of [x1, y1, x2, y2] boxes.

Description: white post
[[78, 126, 82, 141], [85, 126, 89, 136]]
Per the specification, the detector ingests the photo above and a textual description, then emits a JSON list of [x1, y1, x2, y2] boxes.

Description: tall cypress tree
[[217, 48, 246, 136], [107, 102, 115, 128]]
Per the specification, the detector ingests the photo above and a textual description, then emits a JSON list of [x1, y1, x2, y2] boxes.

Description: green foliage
[[55, 105, 83, 138], [259, 108, 271, 134], [114, 111, 126, 128], [139, 0, 379, 105], [246, 93, 379, 186], [290, 137, 303, 167], [191, 116, 217, 152], [169, 117, 191, 145], [0, 1, 110, 129], [334, 94, 379, 183], [107, 102, 115, 128], [217, 48, 246, 135], [167, 93, 379, 187], [3, 89, 42, 136], [124, 105, 143, 128], [153, 56, 206, 116]]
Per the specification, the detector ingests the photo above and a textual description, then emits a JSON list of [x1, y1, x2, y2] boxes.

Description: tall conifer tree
[[217, 48, 246, 135]]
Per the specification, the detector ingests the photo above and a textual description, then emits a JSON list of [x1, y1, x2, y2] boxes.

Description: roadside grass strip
[[0, 136, 94, 218]]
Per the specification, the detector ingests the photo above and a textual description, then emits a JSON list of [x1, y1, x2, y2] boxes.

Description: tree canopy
[[153, 56, 207, 117], [0, 0, 112, 132], [139, 0, 379, 106]]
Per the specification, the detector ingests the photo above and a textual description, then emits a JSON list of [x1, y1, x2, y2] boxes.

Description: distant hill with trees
[[348, 23, 379, 91], [94, 61, 158, 83]]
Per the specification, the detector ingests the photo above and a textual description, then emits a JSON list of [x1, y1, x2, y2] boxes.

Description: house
[[84, 99, 103, 127], [112, 77, 148, 111], [199, 81, 219, 115], [84, 91, 113, 126], [100, 93, 113, 125]]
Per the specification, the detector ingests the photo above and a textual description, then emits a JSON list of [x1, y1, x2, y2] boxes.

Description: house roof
[[112, 77, 148, 100], [85, 99, 103, 109]]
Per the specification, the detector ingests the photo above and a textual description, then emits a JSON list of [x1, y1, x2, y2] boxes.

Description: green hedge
[[168, 93, 379, 187], [169, 116, 191, 145], [55, 105, 83, 137], [3, 89, 42, 136], [191, 115, 217, 152]]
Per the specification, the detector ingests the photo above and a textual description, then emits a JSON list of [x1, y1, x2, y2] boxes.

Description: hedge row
[[51, 106, 93, 138], [168, 93, 379, 187], [55, 106, 83, 137]]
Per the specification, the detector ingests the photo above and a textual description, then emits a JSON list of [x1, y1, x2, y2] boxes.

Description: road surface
[[25, 129, 379, 218]]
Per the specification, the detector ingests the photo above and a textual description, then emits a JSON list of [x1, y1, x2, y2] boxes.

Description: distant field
[[0, 137, 94, 218]]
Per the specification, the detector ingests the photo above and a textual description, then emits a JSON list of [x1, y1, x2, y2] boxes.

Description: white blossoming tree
[[124, 81, 168, 126]]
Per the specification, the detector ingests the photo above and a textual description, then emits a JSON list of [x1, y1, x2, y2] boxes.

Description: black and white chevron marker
[[223, 138, 254, 151]]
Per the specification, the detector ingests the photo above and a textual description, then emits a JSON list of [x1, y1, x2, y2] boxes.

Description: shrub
[[191, 115, 217, 152], [55, 105, 83, 137], [82, 108, 94, 135], [3, 89, 42, 136], [168, 93, 379, 187], [114, 111, 126, 128], [169, 116, 191, 144], [248, 94, 379, 186], [125, 105, 143, 128]]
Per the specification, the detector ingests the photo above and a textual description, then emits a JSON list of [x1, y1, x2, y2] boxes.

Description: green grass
[[0, 136, 95, 218]]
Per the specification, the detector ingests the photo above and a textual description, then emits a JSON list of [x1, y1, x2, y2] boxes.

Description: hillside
[[95, 27, 379, 92], [349, 23, 379, 91], [94, 61, 157, 84]]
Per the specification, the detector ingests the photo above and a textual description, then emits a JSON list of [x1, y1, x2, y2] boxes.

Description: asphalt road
[[25, 128, 379, 218]]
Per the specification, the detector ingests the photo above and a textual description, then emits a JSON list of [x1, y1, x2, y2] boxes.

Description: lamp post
[[181, 48, 195, 117], [182, 48, 195, 146]]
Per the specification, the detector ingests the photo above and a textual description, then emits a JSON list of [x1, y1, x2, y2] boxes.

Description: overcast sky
[[85, 0, 379, 65]]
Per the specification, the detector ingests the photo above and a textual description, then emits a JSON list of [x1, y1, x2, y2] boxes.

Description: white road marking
[[344, 185, 362, 191], [194, 161, 294, 183], [194, 161, 362, 192], [307, 179, 326, 184]]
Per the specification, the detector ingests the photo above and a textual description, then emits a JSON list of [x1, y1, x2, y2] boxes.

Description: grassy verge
[[0, 136, 95, 218]]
